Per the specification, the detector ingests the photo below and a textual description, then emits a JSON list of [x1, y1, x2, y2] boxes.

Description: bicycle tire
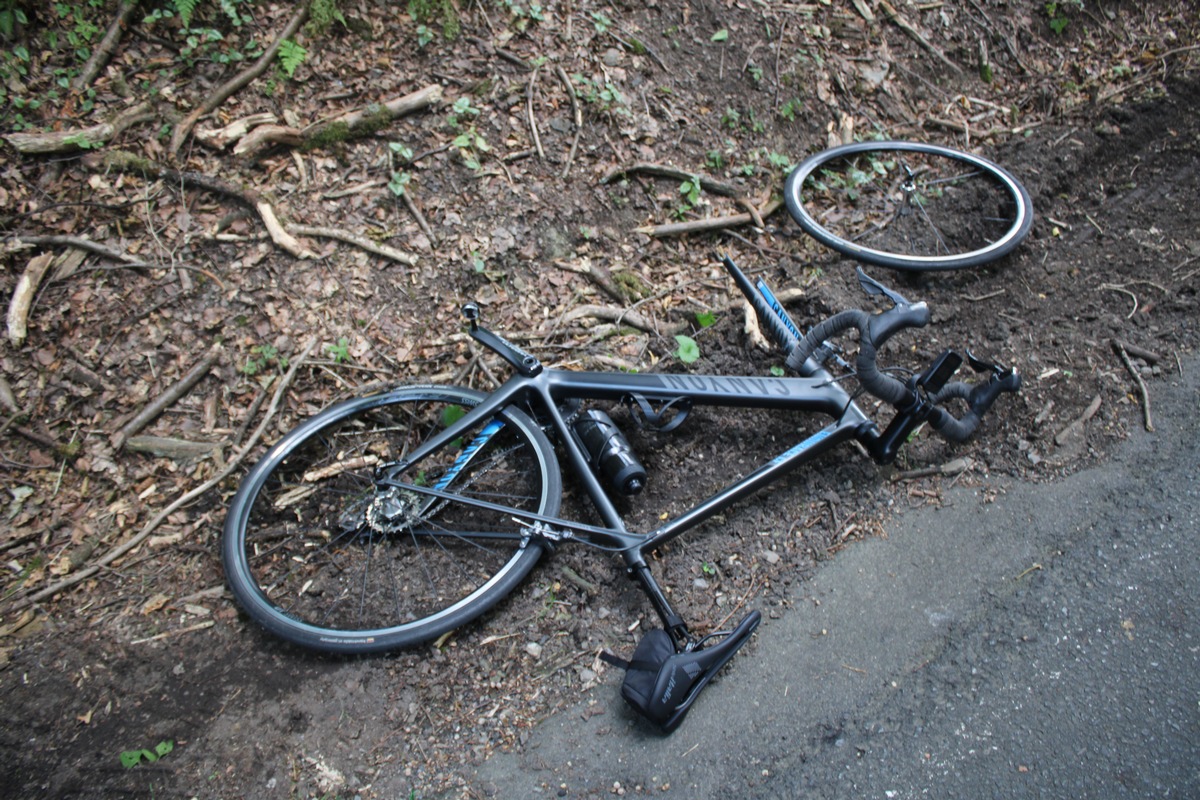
[[222, 385, 562, 654], [784, 141, 1033, 271]]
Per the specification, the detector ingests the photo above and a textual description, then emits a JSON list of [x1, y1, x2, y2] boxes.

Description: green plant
[[701, 561, 715, 576], [277, 38, 306, 78], [711, 28, 729, 42], [674, 334, 700, 364], [416, 23, 434, 46], [240, 343, 288, 376], [571, 74, 629, 116], [679, 175, 702, 208], [325, 337, 350, 363], [779, 97, 803, 122], [499, 0, 545, 30], [695, 310, 717, 328], [705, 150, 725, 170], [766, 151, 793, 172], [770, 365, 785, 377], [387, 142, 413, 195], [453, 130, 490, 171], [0, 2, 28, 39], [590, 11, 612, 34], [306, 0, 347, 36], [143, 1, 259, 66], [120, 740, 174, 769], [409, 0, 460, 39], [447, 96, 479, 128], [1044, 0, 1082, 34], [721, 107, 740, 130]]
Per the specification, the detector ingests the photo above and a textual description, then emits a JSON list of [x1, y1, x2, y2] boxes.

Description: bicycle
[[222, 249, 1022, 732]]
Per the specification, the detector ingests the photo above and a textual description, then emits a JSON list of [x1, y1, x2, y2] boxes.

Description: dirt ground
[[1, 1, 1198, 797]]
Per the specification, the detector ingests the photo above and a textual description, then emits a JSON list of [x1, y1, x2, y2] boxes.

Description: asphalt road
[[467, 359, 1199, 799]]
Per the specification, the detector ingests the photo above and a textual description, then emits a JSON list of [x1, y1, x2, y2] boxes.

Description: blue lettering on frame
[[770, 428, 833, 466]]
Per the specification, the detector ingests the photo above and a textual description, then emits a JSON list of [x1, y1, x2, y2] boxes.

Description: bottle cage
[[623, 393, 692, 433]]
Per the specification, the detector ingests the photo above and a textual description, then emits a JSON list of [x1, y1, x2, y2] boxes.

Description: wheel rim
[[227, 390, 555, 647], [786, 142, 1031, 271]]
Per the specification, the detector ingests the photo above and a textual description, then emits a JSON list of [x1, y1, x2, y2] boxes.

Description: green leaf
[[277, 39, 307, 78], [770, 365, 785, 377], [388, 171, 411, 197], [674, 335, 700, 364], [174, 0, 199, 29], [711, 29, 729, 42], [441, 405, 466, 427], [120, 740, 173, 769], [696, 310, 717, 328]]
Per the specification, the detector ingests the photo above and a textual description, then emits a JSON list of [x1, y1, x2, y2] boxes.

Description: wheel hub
[[363, 486, 422, 534]]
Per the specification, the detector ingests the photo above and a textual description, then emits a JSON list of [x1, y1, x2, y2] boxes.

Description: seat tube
[[626, 553, 689, 644]]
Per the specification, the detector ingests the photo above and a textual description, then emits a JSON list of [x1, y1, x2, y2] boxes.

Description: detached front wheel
[[785, 141, 1033, 271]]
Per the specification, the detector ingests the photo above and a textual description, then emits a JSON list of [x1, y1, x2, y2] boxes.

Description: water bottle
[[572, 409, 646, 496]]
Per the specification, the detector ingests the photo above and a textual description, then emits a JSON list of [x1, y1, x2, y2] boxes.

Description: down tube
[[641, 418, 860, 553]]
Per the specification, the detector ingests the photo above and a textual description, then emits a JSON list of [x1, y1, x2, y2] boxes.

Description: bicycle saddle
[[603, 610, 761, 733]]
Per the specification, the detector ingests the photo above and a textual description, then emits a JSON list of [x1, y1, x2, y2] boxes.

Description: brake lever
[[965, 349, 1008, 377], [856, 266, 914, 308]]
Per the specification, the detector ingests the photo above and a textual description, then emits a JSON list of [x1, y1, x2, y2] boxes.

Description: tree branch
[[4, 101, 154, 155], [168, 4, 311, 159], [73, 0, 140, 92]]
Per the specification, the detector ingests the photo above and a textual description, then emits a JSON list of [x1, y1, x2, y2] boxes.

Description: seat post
[[628, 560, 691, 648]]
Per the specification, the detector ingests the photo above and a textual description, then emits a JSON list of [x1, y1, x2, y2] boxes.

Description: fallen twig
[[196, 112, 279, 149], [302, 84, 443, 147], [601, 162, 745, 198], [73, 0, 139, 92], [878, 0, 963, 74], [1111, 339, 1161, 365], [527, 64, 545, 160], [891, 457, 973, 482], [554, 259, 630, 304], [1054, 394, 1102, 447], [1111, 340, 1154, 432], [4, 101, 154, 155], [131, 619, 215, 645], [86, 150, 317, 258], [168, 4, 310, 158], [401, 191, 437, 246], [1100, 282, 1139, 319], [636, 198, 783, 238], [556, 66, 583, 178], [10, 339, 318, 611], [232, 123, 303, 159], [286, 224, 417, 267], [563, 304, 686, 336], [6, 252, 54, 347], [112, 343, 224, 450], [560, 565, 598, 595], [4, 234, 226, 288]]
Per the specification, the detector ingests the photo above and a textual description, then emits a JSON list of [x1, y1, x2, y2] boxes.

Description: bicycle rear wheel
[[222, 385, 561, 653], [784, 141, 1033, 271]]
